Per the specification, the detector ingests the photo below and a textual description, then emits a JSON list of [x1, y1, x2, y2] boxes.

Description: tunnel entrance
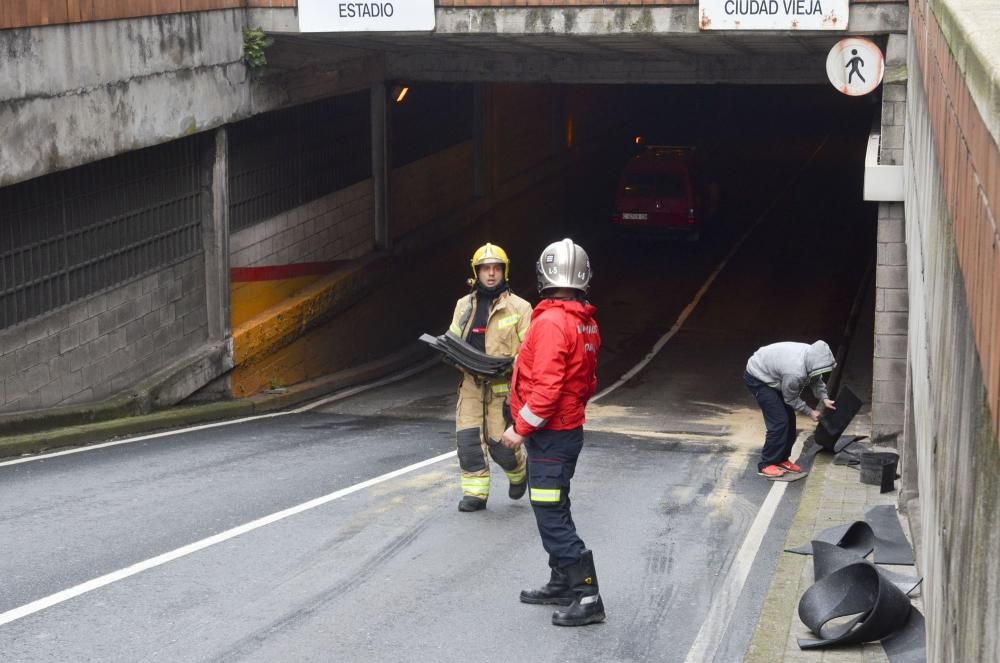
[[372, 81, 878, 388]]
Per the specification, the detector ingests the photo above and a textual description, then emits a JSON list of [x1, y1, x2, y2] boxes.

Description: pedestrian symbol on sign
[[826, 38, 884, 97], [847, 49, 865, 84]]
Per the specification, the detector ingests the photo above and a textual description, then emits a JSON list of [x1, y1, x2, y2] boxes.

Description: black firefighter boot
[[552, 550, 606, 626], [520, 556, 575, 606]]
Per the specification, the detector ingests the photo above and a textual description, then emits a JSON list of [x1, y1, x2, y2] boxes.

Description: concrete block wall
[[873, 201, 908, 440], [390, 142, 476, 242], [871, 32, 909, 443], [230, 180, 375, 268], [0, 256, 209, 413]]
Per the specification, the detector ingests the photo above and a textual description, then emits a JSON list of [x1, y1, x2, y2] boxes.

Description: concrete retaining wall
[[903, 17, 1000, 662], [0, 255, 209, 413]]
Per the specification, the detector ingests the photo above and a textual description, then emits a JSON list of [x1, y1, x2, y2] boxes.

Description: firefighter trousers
[[525, 427, 587, 568], [455, 373, 527, 499]]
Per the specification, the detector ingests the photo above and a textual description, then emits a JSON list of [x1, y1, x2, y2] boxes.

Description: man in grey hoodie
[[744, 340, 837, 478]]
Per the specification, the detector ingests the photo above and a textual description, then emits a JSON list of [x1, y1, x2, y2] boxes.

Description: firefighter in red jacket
[[500, 238, 605, 627]]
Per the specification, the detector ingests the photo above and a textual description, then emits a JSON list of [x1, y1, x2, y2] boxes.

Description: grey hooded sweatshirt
[[745, 341, 836, 415]]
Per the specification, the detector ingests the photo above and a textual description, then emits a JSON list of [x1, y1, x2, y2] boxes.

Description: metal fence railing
[[228, 92, 372, 232], [0, 135, 208, 331]]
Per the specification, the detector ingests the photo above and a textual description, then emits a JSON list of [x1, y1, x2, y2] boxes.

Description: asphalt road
[[0, 89, 877, 662]]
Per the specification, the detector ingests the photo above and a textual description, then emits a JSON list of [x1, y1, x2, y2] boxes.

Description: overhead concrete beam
[[436, 4, 908, 35], [388, 52, 831, 85], [248, 3, 908, 37]]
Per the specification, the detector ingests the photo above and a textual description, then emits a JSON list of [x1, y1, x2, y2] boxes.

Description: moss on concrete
[[743, 452, 830, 662]]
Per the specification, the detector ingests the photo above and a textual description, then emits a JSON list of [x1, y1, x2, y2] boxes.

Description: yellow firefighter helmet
[[470, 243, 510, 281]]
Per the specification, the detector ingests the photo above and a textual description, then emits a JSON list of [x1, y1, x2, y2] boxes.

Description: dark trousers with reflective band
[[744, 371, 796, 471], [526, 427, 586, 568]]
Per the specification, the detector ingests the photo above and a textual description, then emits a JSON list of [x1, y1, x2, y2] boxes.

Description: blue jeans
[[744, 371, 796, 471]]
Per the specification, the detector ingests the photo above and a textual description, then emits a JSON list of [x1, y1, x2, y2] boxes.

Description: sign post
[[826, 38, 884, 96], [298, 0, 436, 33]]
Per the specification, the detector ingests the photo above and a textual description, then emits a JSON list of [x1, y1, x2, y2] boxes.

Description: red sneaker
[[778, 459, 802, 473], [758, 464, 786, 478]]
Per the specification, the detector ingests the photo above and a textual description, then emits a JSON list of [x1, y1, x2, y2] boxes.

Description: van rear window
[[622, 173, 687, 198]]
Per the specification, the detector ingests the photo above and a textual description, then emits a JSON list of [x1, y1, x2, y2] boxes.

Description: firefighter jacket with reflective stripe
[[510, 299, 600, 435], [449, 289, 532, 363]]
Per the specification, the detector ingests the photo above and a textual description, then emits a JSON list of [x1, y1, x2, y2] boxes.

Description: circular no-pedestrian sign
[[826, 38, 884, 96]]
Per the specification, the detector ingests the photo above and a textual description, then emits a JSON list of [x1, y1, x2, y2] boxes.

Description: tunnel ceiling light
[[394, 86, 410, 103]]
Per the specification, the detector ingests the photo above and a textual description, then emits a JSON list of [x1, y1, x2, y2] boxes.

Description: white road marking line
[[0, 358, 439, 468], [683, 433, 807, 663], [0, 449, 457, 627]]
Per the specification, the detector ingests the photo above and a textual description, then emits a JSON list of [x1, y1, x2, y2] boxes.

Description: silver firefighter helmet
[[536, 238, 592, 295]]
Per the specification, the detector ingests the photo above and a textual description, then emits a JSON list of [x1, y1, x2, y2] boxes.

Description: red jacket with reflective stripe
[[510, 299, 600, 435]]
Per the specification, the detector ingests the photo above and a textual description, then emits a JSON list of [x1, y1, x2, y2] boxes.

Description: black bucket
[[860, 451, 899, 493]]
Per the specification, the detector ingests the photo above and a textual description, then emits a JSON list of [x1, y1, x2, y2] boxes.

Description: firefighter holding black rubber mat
[[449, 243, 532, 512]]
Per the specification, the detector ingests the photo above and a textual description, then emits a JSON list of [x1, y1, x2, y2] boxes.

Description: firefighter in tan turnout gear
[[449, 243, 533, 512]]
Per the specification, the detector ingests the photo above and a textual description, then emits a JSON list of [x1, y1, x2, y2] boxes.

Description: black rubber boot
[[552, 550, 606, 626], [508, 480, 527, 500], [458, 496, 486, 512], [520, 559, 575, 605]]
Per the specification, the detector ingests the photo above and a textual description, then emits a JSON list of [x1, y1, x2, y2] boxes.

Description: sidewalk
[[744, 414, 922, 662], [0, 346, 433, 460]]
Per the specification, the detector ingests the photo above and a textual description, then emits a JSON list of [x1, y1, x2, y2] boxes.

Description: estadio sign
[[699, 0, 848, 30], [298, 0, 435, 32]]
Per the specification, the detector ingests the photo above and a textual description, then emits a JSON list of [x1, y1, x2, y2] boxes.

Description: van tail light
[[688, 208, 695, 225], [612, 212, 622, 225]]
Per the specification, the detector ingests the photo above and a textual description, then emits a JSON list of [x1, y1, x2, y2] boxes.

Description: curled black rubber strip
[[786, 521, 875, 557], [797, 562, 913, 649], [811, 541, 922, 595]]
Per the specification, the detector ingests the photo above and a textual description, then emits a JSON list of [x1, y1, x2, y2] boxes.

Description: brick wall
[[230, 180, 375, 268], [0, 255, 208, 413], [909, 0, 1000, 436]]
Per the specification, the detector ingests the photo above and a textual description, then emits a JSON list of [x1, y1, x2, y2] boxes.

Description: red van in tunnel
[[612, 145, 702, 241]]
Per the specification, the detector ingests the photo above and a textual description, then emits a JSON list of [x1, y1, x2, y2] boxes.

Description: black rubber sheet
[[833, 435, 869, 467], [881, 608, 928, 663], [419, 333, 512, 379], [815, 385, 863, 451], [787, 507, 915, 566], [865, 505, 915, 566]]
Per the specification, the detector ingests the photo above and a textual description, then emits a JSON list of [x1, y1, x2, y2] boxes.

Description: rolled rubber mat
[[881, 608, 927, 663], [797, 562, 913, 649], [815, 385, 863, 450], [865, 505, 915, 566]]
